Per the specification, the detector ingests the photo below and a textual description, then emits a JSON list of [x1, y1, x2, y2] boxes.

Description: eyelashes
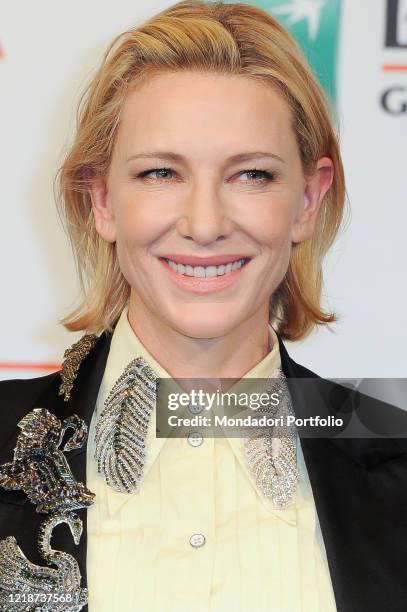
[[241, 169, 275, 183], [137, 168, 177, 181], [135, 167, 276, 184]]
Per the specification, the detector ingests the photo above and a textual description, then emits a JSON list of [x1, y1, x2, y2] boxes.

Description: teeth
[[194, 266, 205, 278], [165, 258, 247, 278], [205, 266, 217, 278]]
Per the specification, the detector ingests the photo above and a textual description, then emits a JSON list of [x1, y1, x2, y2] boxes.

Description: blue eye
[[135, 167, 275, 183], [239, 169, 275, 182], [137, 167, 174, 180]]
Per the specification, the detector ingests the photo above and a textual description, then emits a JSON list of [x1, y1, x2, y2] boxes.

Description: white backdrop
[[1, 0, 406, 380]]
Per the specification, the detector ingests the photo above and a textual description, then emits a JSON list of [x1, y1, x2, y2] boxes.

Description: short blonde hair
[[56, 0, 346, 341]]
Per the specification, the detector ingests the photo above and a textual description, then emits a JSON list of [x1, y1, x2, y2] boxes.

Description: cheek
[[113, 190, 170, 251], [111, 202, 150, 282], [244, 195, 300, 294], [243, 196, 297, 251]]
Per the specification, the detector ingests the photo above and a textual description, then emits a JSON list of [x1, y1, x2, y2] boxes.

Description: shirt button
[[187, 431, 203, 447], [189, 533, 206, 548], [189, 402, 204, 415]]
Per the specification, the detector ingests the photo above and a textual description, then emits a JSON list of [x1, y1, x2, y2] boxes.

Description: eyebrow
[[126, 150, 285, 164]]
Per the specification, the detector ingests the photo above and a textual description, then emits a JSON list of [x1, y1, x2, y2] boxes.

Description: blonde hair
[[56, 0, 346, 341]]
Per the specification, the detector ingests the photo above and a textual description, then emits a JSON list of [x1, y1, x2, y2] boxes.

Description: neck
[[127, 298, 271, 380]]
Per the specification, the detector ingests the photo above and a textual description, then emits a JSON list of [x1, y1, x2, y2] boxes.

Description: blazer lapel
[[0, 331, 112, 612], [40, 331, 112, 612], [277, 334, 407, 612]]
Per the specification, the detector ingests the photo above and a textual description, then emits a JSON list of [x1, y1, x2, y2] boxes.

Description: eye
[[136, 167, 175, 181], [135, 167, 276, 184], [237, 168, 275, 183]]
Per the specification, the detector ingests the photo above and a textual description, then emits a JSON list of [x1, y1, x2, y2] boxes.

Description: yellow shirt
[[86, 308, 337, 611]]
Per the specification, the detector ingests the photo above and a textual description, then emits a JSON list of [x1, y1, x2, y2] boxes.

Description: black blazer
[[1, 331, 407, 612]]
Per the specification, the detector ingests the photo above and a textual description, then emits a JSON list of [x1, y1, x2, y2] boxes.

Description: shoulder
[[0, 372, 60, 409], [0, 372, 61, 441], [0, 331, 111, 436], [0, 372, 63, 465], [0, 331, 108, 409], [288, 359, 320, 379]]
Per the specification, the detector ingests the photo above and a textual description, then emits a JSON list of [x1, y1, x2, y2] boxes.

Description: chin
[[167, 305, 244, 339]]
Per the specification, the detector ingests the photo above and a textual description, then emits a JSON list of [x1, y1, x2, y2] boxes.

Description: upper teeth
[[165, 258, 246, 277]]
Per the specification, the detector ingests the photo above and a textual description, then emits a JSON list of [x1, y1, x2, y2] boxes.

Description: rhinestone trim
[[244, 368, 298, 507], [0, 512, 88, 611], [94, 356, 159, 493], [0, 408, 95, 513], [59, 334, 98, 402]]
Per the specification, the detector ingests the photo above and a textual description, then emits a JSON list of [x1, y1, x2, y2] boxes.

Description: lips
[[158, 254, 251, 294], [159, 254, 251, 266]]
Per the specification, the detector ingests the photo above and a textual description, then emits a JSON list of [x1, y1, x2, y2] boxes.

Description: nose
[[176, 182, 233, 245]]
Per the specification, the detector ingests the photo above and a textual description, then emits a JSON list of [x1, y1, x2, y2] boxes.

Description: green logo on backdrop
[[228, 0, 341, 107]]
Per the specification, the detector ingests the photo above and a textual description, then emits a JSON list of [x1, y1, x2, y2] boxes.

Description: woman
[[0, 1, 406, 611]]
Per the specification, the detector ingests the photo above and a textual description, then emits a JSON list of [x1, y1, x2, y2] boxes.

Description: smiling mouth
[[160, 257, 251, 278]]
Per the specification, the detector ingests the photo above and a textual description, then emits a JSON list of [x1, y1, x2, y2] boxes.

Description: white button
[[187, 431, 203, 447], [189, 533, 206, 548], [189, 402, 204, 414]]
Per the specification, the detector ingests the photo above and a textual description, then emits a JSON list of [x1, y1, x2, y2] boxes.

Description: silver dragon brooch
[[0, 407, 95, 610], [0, 408, 94, 513]]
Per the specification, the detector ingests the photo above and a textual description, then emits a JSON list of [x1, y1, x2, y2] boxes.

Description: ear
[[88, 178, 117, 243], [291, 157, 334, 244]]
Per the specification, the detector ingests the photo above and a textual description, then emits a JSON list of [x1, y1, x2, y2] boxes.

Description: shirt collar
[[96, 306, 296, 524]]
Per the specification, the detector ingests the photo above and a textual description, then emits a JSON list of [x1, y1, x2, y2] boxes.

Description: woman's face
[[91, 71, 333, 339]]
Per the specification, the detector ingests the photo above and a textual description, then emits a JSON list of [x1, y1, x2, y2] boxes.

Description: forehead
[[115, 71, 296, 162]]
